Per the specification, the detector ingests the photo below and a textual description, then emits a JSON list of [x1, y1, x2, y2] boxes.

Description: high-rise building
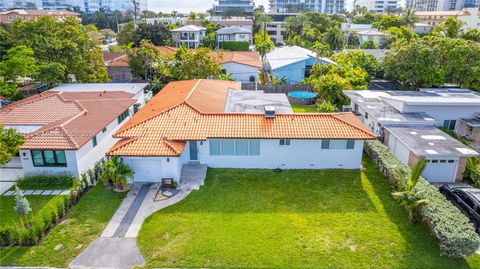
[[0, 0, 147, 12], [353, 0, 400, 12], [407, 0, 473, 10], [214, 0, 255, 17], [268, 0, 345, 14]]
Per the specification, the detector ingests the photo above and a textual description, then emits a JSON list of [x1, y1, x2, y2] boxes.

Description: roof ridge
[[330, 113, 373, 137], [185, 79, 202, 102], [163, 139, 183, 154]]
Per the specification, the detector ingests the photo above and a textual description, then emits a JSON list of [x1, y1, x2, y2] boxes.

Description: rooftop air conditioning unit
[[265, 106, 276, 119]]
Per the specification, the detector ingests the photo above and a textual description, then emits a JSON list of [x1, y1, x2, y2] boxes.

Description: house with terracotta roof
[[108, 79, 374, 183], [0, 83, 149, 178], [0, 9, 80, 24], [103, 52, 132, 81], [219, 51, 261, 83]]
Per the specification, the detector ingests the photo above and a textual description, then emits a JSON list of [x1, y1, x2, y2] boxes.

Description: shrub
[[15, 175, 77, 189], [364, 140, 480, 258], [0, 176, 82, 246], [222, 41, 250, 51]]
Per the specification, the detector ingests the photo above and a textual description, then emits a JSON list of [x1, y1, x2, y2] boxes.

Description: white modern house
[[344, 88, 480, 183], [357, 29, 387, 46], [171, 25, 206, 49], [216, 26, 252, 48], [108, 79, 374, 183], [0, 83, 149, 178], [219, 51, 261, 83]]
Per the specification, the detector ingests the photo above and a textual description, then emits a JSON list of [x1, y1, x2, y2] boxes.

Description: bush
[[222, 41, 250, 51], [0, 176, 83, 246], [364, 140, 480, 258], [15, 175, 77, 189]]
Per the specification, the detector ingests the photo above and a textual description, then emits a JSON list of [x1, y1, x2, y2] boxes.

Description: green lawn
[[291, 104, 316, 113], [0, 195, 59, 226], [138, 159, 479, 268], [0, 184, 126, 267]]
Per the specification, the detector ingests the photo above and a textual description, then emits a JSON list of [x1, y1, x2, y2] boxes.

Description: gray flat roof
[[50, 83, 148, 95], [386, 125, 478, 157], [344, 90, 438, 125], [224, 89, 293, 114]]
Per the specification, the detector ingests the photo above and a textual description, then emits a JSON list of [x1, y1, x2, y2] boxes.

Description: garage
[[131, 159, 162, 182], [422, 159, 457, 183]]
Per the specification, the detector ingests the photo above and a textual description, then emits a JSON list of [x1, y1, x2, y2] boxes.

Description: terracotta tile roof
[[103, 52, 126, 62], [103, 52, 129, 67], [107, 57, 130, 67], [0, 90, 136, 150], [156, 46, 178, 54], [109, 79, 375, 156], [220, 51, 262, 69]]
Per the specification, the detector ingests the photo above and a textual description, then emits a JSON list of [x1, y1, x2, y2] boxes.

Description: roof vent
[[84, 111, 89, 116], [265, 106, 276, 119]]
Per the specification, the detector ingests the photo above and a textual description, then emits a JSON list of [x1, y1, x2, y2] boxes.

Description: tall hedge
[[222, 41, 250, 51], [364, 140, 480, 258]]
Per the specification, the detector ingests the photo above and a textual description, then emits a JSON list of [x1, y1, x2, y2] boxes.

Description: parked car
[[440, 183, 480, 231]]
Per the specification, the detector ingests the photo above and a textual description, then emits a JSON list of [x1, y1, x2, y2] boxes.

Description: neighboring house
[[188, 18, 254, 33], [265, 46, 336, 84], [146, 17, 188, 26], [108, 79, 374, 183], [103, 52, 132, 82], [357, 29, 387, 45], [219, 51, 261, 83], [411, 23, 435, 34], [344, 88, 480, 183], [266, 21, 286, 46], [456, 115, 480, 151], [384, 125, 478, 183], [0, 83, 149, 178], [0, 96, 10, 108], [0, 9, 80, 24], [415, 8, 480, 29], [171, 25, 206, 49], [216, 26, 252, 48]]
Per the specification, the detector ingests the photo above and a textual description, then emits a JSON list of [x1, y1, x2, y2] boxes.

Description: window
[[365, 112, 369, 119], [117, 109, 130, 124], [443, 120, 456, 130], [102, 127, 107, 133], [31, 150, 67, 167], [330, 140, 347, 149], [440, 160, 446, 163], [321, 140, 330, 149], [209, 139, 260, 156], [249, 75, 256, 82], [279, 139, 291, 146], [92, 136, 97, 147], [432, 160, 439, 163], [448, 160, 455, 163], [346, 140, 355, 149]]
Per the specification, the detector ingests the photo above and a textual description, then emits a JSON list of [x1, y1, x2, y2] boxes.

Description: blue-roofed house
[[265, 46, 336, 84]]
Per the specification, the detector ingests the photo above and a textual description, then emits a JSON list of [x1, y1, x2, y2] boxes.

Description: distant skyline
[[148, 0, 269, 13]]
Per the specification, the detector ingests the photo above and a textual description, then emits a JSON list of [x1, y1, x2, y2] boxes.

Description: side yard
[[138, 159, 480, 268], [0, 183, 125, 267]]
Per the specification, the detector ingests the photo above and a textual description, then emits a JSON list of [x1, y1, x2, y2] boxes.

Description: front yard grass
[[138, 158, 478, 268], [0, 184, 125, 267], [0, 196, 58, 226]]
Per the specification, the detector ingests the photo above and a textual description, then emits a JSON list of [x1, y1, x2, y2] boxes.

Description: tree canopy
[[0, 125, 24, 166]]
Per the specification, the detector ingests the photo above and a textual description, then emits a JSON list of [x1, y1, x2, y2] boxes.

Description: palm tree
[[255, 13, 272, 41], [392, 159, 429, 222], [402, 8, 417, 28], [101, 157, 133, 191]]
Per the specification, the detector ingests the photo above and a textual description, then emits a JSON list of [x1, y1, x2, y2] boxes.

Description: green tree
[[462, 28, 480, 42], [255, 31, 275, 61], [133, 22, 171, 46], [324, 27, 344, 51], [360, 39, 379, 49], [188, 11, 197, 20], [385, 26, 417, 47], [34, 62, 66, 84], [312, 41, 332, 58], [392, 159, 429, 222], [172, 46, 223, 80], [383, 39, 444, 89], [8, 16, 109, 83], [352, 12, 379, 24], [202, 32, 217, 49], [432, 17, 465, 38], [332, 50, 381, 79], [0, 45, 36, 82], [401, 8, 417, 27], [372, 14, 404, 30], [315, 100, 336, 112], [118, 21, 136, 45], [311, 72, 350, 106], [0, 124, 24, 165], [14, 185, 32, 227], [101, 156, 133, 191]]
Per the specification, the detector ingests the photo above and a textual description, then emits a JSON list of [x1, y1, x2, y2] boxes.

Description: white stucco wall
[[197, 139, 364, 169], [386, 133, 410, 164], [222, 62, 259, 83], [401, 105, 479, 127]]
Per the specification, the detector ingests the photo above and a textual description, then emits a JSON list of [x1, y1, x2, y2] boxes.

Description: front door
[[189, 141, 198, 161]]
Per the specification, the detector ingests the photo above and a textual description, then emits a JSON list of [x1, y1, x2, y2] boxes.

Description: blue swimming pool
[[288, 91, 317, 99], [288, 91, 317, 105]]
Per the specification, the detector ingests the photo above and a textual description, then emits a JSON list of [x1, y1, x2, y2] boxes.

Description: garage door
[[422, 159, 457, 183], [131, 159, 162, 182]]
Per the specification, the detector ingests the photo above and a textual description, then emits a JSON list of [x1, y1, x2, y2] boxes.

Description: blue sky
[[148, 0, 269, 13]]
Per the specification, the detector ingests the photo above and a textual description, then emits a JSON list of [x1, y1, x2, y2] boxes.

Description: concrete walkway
[[2, 190, 71, 196], [70, 164, 208, 268], [69, 237, 144, 269]]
